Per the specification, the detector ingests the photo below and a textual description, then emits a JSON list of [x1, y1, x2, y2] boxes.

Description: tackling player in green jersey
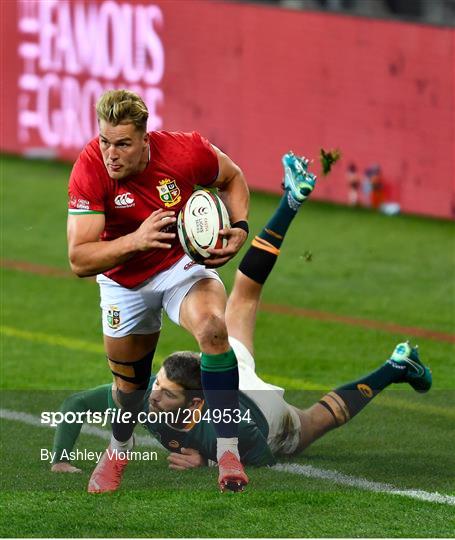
[[51, 152, 432, 484]]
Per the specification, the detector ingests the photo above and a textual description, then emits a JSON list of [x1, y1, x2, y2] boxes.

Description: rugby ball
[[177, 190, 230, 263]]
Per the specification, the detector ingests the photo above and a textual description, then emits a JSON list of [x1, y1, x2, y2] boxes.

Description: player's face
[[98, 120, 148, 180], [149, 368, 188, 414]]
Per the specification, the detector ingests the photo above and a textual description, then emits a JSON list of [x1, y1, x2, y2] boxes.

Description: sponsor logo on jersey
[[114, 192, 135, 208], [357, 383, 373, 398], [107, 306, 120, 329], [168, 440, 180, 449], [156, 178, 181, 208], [71, 197, 90, 210], [184, 260, 197, 271]]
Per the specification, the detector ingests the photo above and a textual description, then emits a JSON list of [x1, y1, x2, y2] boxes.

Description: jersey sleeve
[[68, 152, 106, 215], [188, 132, 219, 187], [238, 420, 276, 467], [52, 384, 111, 463]]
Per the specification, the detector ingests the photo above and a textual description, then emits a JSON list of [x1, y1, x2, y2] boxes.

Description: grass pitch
[[1, 154, 454, 537]]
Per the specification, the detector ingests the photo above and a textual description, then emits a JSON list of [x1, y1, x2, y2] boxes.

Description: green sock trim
[[200, 349, 237, 372]]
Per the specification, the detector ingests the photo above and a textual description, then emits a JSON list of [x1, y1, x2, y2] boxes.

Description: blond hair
[[96, 89, 148, 132]]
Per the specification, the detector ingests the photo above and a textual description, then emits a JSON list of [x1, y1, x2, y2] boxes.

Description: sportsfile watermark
[[2, 388, 452, 495], [40, 407, 252, 427]]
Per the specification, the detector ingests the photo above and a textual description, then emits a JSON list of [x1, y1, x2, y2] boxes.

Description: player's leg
[[105, 332, 159, 445], [179, 278, 248, 492], [226, 273, 261, 357], [88, 275, 161, 493], [51, 384, 112, 473], [224, 153, 317, 459], [292, 342, 432, 452], [87, 332, 159, 493], [226, 152, 317, 355]]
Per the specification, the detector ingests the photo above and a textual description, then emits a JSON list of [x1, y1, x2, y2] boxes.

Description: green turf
[[1, 154, 454, 537]]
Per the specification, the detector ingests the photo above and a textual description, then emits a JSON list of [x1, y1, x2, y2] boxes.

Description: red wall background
[[1, 0, 454, 218]]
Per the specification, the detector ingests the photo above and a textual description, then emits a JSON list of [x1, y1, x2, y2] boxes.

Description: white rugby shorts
[[228, 336, 302, 456], [97, 255, 222, 337]]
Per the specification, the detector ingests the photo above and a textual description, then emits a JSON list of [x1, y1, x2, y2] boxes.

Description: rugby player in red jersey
[[58, 146, 431, 485], [67, 89, 251, 493]]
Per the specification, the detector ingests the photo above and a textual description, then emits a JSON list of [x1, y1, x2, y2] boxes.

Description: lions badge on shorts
[[107, 306, 121, 329]]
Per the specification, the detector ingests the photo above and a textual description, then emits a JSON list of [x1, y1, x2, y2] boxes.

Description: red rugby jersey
[[68, 131, 219, 288]]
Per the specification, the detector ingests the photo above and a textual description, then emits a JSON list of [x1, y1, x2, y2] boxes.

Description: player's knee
[[193, 312, 228, 350], [108, 349, 154, 387]]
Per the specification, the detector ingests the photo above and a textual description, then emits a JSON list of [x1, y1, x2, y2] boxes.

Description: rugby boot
[[218, 450, 249, 493], [87, 446, 128, 493], [388, 341, 432, 393], [282, 151, 317, 204]]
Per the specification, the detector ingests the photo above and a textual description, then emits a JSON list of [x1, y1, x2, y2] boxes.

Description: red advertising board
[[1, 0, 454, 218]]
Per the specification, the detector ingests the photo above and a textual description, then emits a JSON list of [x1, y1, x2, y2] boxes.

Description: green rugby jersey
[[53, 377, 275, 466], [140, 376, 275, 466]]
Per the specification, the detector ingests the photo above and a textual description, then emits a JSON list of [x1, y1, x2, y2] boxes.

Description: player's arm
[[166, 422, 275, 470], [51, 384, 111, 472], [204, 145, 250, 268], [67, 209, 176, 277]]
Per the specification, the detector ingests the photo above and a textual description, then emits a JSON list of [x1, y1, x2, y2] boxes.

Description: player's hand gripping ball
[[177, 190, 230, 263]]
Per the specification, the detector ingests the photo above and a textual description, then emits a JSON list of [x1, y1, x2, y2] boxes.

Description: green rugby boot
[[282, 151, 317, 204], [388, 341, 432, 393]]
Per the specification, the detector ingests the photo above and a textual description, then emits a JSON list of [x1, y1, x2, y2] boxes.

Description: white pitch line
[[0, 408, 160, 448], [2, 408, 454, 506], [273, 463, 455, 506]]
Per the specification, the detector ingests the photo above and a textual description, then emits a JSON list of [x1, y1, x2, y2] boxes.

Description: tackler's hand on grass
[[51, 462, 82, 473], [167, 447, 208, 470]]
